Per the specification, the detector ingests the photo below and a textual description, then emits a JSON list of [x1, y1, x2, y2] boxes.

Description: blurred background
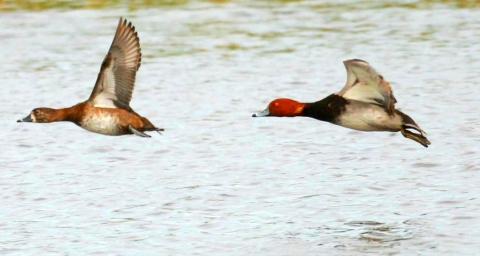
[[1, 0, 480, 11], [1, 0, 480, 255]]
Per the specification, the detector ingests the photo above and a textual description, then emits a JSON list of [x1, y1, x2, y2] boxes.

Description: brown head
[[17, 108, 60, 123], [252, 98, 305, 117]]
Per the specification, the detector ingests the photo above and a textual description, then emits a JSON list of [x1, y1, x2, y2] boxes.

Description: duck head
[[17, 108, 57, 123], [252, 98, 305, 117]]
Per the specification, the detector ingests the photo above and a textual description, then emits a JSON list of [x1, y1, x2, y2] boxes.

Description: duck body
[[76, 103, 155, 136], [18, 18, 163, 138], [302, 94, 403, 132], [22, 102, 158, 136], [78, 104, 130, 135], [253, 59, 431, 147]]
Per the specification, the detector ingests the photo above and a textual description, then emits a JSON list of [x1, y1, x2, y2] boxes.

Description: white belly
[[337, 103, 402, 132], [79, 113, 122, 135]]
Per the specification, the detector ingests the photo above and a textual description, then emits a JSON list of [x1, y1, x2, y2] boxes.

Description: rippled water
[[1, 1, 480, 255]]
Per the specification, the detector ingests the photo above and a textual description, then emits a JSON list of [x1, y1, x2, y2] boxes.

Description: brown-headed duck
[[18, 18, 163, 137]]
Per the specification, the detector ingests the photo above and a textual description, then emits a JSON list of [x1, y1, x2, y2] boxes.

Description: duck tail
[[153, 126, 164, 135], [141, 117, 164, 134], [395, 110, 431, 148]]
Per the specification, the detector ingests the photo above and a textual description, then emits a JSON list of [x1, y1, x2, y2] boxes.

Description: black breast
[[301, 94, 348, 123]]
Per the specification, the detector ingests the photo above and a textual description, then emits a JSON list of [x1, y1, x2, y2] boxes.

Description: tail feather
[[153, 126, 164, 135], [140, 117, 164, 135]]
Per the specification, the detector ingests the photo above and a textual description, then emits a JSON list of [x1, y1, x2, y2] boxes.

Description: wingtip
[[138, 52, 142, 70], [344, 59, 369, 65]]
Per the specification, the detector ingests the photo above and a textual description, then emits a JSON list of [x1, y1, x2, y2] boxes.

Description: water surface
[[1, 1, 480, 255]]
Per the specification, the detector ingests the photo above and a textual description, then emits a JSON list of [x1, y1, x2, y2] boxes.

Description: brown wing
[[88, 17, 142, 109], [336, 59, 397, 115]]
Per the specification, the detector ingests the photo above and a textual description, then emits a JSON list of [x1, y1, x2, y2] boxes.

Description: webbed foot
[[129, 126, 151, 138], [401, 125, 431, 148]]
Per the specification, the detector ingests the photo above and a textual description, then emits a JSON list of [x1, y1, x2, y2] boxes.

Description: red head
[[252, 98, 305, 117]]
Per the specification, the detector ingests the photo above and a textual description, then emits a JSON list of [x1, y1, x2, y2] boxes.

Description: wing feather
[[336, 59, 396, 115], [88, 17, 142, 109]]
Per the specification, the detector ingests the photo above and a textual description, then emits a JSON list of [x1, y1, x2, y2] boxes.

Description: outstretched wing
[[88, 17, 142, 110], [336, 59, 397, 115]]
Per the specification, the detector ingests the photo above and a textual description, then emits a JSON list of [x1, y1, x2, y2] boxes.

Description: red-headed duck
[[18, 18, 163, 137], [253, 59, 431, 147]]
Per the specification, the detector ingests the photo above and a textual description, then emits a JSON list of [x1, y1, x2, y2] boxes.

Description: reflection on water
[[1, 0, 480, 255]]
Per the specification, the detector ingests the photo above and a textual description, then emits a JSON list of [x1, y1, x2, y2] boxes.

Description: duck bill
[[17, 114, 33, 123], [252, 108, 270, 117]]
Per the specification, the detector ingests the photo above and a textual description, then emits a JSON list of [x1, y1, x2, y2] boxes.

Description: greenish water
[[1, 0, 480, 11], [1, 1, 480, 255]]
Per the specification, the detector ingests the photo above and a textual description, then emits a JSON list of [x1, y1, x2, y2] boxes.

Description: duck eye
[[274, 102, 279, 107]]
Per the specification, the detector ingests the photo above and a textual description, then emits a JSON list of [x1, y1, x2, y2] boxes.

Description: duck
[[17, 18, 163, 137], [252, 59, 431, 147]]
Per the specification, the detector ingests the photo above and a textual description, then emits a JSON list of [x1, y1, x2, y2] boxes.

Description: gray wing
[[336, 59, 396, 115], [88, 17, 142, 109]]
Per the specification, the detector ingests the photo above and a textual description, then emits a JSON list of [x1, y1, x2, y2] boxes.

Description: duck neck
[[49, 104, 83, 122], [300, 94, 347, 123]]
